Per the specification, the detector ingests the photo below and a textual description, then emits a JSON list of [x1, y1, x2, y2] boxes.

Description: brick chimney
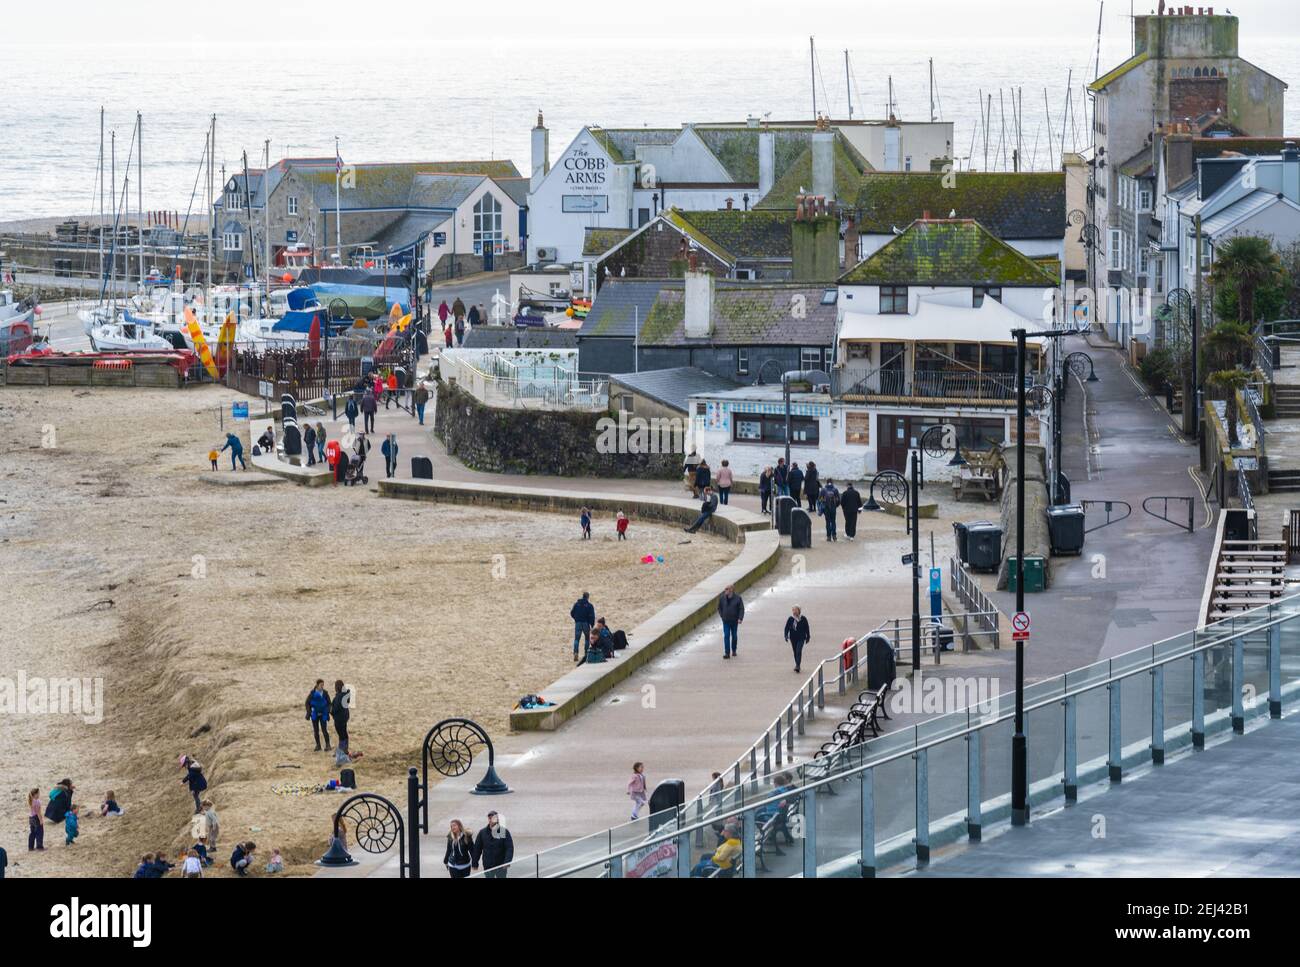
[[1166, 133, 1195, 188]]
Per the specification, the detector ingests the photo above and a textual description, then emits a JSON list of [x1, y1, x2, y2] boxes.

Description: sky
[[7, 0, 1298, 47]]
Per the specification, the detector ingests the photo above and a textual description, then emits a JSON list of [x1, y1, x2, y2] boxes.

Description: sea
[[2, 35, 1299, 223]]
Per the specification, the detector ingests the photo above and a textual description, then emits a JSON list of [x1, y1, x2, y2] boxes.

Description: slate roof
[[637, 282, 840, 347], [583, 227, 635, 257], [1118, 145, 1155, 179], [579, 279, 666, 338], [671, 209, 796, 260], [608, 366, 742, 413], [584, 125, 869, 190], [839, 219, 1059, 287], [495, 176, 530, 207], [756, 135, 870, 208], [1193, 137, 1300, 159], [293, 161, 520, 211], [851, 171, 1065, 240], [461, 326, 578, 350], [370, 212, 451, 255]]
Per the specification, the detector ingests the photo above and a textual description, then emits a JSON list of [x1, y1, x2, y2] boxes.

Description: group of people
[[304, 679, 356, 762], [568, 592, 627, 664], [758, 459, 864, 541], [578, 507, 630, 540], [436, 297, 485, 349]]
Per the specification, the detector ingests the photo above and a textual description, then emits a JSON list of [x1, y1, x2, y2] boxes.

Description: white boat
[[0, 290, 37, 353], [88, 319, 173, 352]]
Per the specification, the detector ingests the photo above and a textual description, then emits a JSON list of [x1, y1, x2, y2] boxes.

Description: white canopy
[[838, 295, 1052, 346]]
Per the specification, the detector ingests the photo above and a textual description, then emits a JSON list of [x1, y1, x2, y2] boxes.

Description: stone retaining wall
[[378, 477, 781, 730]]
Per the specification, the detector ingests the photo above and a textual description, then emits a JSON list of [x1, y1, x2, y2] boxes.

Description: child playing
[[208, 448, 219, 471], [616, 511, 629, 541], [192, 836, 213, 867], [265, 847, 284, 874], [100, 790, 123, 817], [580, 507, 592, 540], [182, 848, 203, 879], [201, 799, 220, 854], [64, 806, 79, 846]]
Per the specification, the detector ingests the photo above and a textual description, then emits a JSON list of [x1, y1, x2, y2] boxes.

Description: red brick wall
[[1170, 78, 1228, 120]]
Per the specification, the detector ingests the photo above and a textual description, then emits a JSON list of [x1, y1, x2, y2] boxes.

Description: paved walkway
[[907, 712, 1300, 877]]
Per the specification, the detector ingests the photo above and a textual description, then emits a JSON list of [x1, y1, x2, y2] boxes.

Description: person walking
[[413, 382, 430, 425], [784, 606, 812, 673], [684, 487, 718, 534], [717, 584, 744, 659], [344, 395, 359, 431], [361, 388, 377, 434], [303, 422, 317, 466], [220, 432, 246, 471], [64, 806, 79, 846], [443, 323, 454, 348], [787, 461, 804, 508], [616, 511, 629, 540], [444, 820, 475, 879], [820, 479, 840, 541], [305, 679, 331, 751], [803, 461, 820, 513], [381, 433, 399, 479], [473, 811, 514, 878], [437, 299, 450, 329], [716, 460, 734, 505], [179, 755, 208, 814], [27, 789, 44, 851], [758, 466, 773, 514], [693, 459, 711, 498], [840, 481, 863, 541], [570, 592, 595, 661], [384, 371, 398, 410], [467, 303, 480, 328], [315, 422, 327, 464], [774, 458, 789, 497], [331, 680, 352, 755], [627, 762, 649, 820]]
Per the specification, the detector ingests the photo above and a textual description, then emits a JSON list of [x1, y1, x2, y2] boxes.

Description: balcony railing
[[839, 367, 1019, 402]]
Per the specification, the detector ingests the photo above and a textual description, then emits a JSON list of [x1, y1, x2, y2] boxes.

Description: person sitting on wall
[[684, 487, 719, 535]]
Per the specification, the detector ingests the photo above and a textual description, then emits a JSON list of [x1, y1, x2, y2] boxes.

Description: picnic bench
[[952, 448, 1005, 502]]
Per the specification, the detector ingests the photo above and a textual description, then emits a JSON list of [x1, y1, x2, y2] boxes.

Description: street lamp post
[[910, 449, 921, 671], [1012, 327, 1029, 827]]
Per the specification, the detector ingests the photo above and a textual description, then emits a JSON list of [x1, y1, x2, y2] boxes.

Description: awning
[[838, 296, 1052, 346]]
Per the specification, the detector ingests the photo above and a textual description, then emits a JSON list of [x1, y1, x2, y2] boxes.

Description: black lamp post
[[1011, 327, 1081, 827], [1166, 287, 1199, 442]]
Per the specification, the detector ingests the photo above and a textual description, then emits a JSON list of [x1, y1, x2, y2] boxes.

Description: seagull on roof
[[949, 208, 957, 218], [892, 225, 902, 235]]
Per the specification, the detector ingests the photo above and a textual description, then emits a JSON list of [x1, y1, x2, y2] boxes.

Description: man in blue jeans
[[570, 591, 596, 662], [717, 584, 745, 659]]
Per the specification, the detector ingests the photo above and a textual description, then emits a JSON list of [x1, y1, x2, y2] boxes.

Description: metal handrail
[[950, 556, 1001, 638], [535, 592, 1299, 878]]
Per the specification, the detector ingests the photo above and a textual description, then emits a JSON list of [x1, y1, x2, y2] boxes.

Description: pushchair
[[342, 450, 369, 485]]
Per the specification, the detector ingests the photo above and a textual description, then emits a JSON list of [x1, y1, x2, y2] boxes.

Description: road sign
[[929, 567, 941, 594], [231, 402, 249, 421], [1012, 611, 1031, 641], [258, 380, 274, 399]]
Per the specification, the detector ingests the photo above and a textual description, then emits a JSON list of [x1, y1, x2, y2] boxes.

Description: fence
[[949, 556, 1002, 639], [440, 348, 608, 411], [503, 591, 1300, 877], [840, 368, 1020, 402]]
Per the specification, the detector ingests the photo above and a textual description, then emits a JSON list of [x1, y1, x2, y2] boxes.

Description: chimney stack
[[1283, 142, 1300, 205], [530, 111, 550, 192], [812, 121, 835, 201], [684, 266, 714, 338], [758, 129, 775, 199]]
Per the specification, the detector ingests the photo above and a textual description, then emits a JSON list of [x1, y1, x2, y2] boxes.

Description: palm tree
[[1207, 367, 1251, 448], [1209, 236, 1283, 327], [1201, 319, 1253, 373]]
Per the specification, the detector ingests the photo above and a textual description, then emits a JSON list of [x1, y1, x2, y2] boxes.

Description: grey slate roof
[[608, 366, 742, 414], [639, 282, 839, 347], [461, 326, 578, 350], [370, 212, 451, 255], [579, 279, 666, 338]]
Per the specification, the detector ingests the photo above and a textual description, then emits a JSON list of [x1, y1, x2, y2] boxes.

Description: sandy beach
[[0, 385, 734, 877]]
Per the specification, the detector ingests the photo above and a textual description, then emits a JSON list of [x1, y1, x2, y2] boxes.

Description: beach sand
[[0, 385, 734, 877]]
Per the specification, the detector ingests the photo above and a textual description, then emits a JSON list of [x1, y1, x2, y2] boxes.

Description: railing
[[950, 556, 1002, 640], [512, 591, 1300, 878], [1254, 332, 1275, 385], [440, 349, 608, 410], [840, 368, 1019, 402], [1243, 386, 1266, 451]]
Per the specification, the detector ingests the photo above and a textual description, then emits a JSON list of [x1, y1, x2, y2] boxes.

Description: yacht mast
[[137, 112, 144, 286]]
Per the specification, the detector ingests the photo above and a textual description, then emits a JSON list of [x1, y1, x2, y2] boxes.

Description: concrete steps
[[1269, 469, 1300, 493]]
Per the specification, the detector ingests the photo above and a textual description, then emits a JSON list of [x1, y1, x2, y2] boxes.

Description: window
[[845, 412, 870, 445], [223, 232, 242, 252], [1139, 188, 1152, 212], [1138, 248, 1150, 278], [737, 348, 749, 375], [879, 285, 908, 314], [820, 289, 838, 306], [473, 192, 503, 252], [1154, 254, 1165, 293], [287, 196, 299, 216], [733, 414, 819, 446], [904, 155, 913, 172], [973, 286, 1002, 308], [619, 394, 634, 413], [1108, 229, 1122, 270], [801, 347, 823, 371], [226, 191, 242, 212], [638, 207, 650, 227]]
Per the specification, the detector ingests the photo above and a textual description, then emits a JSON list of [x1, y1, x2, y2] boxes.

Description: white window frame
[[226, 191, 243, 212], [737, 348, 749, 375], [222, 232, 242, 252], [287, 195, 299, 216], [1108, 229, 1122, 270]]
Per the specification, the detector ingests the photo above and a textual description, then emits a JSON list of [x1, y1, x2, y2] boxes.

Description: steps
[[1268, 468, 1300, 493], [1209, 540, 1287, 620], [1274, 386, 1300, 419]]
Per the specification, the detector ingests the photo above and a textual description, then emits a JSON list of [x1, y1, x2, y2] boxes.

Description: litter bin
[[935, 625, 954, 652], [1007, 555, 1046, 593], [775, 495, 795, 535], [954, 520, 993, 564], [865, 634, 897, 690], [648, 779, 685, 834], [1045, 504, 1085, 555], [966, 522, 1003, 573], [790, 508, 813, 549]]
